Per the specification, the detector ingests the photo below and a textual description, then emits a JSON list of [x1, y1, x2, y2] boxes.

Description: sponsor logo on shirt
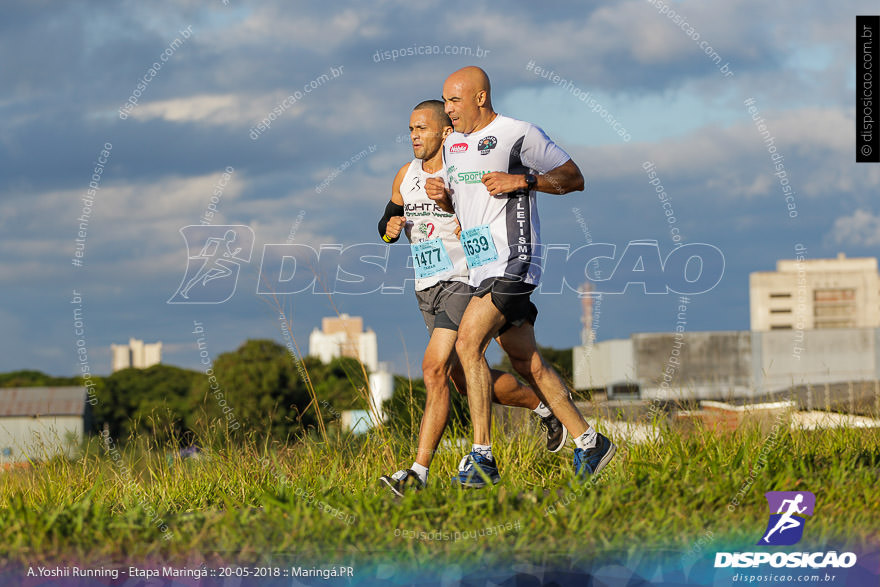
[[477, 136, 497, 155], [405, 202, 448, 214], [449, 143, 468, 153], [447, 165, 458, 184], [457, 170, 490, 184]]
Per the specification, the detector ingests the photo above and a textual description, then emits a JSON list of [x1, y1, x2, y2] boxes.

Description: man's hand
[[425, 177, 447, 200], [385, 216, 406, 240], [426, 177, 455, 213], [453, 217, 461, 239], [481, 172, 526, 196]]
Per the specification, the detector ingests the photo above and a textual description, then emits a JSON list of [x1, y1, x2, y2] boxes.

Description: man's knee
[[422, 358, 447, 388], [455, 333, 482, 364]]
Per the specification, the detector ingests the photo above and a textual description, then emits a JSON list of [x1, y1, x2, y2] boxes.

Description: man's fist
[[385, 216, 406, 239], [481, 172, 527, 196], [425, 177, 455, 214], [425, 177, 446, 200]]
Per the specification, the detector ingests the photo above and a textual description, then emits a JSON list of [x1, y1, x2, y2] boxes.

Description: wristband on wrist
[[382, 234, 392, 243]]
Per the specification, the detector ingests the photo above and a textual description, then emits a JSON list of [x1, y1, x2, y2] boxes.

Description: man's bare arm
[[481, 159, 585, 196]]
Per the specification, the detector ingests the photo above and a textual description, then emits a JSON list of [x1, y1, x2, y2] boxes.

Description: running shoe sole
[[379, 475, 406, 497], [590, 441, 617, 476]]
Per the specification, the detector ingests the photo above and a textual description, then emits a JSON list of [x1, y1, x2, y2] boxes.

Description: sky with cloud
[[2, 0, 878, 376]]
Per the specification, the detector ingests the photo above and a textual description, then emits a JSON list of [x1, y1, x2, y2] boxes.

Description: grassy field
[[0, 413, 878, 577]]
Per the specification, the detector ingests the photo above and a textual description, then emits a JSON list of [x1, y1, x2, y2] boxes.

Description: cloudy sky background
[[3, 0, 878, 376]]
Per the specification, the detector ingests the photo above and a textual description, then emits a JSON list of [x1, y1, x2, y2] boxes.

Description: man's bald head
[[442, 66, 495, 134], [446, 66, 491, 97]]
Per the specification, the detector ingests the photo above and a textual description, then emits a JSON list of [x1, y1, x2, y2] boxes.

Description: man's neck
[[421, 153, 443, 174], [467, 110, 498, 135]]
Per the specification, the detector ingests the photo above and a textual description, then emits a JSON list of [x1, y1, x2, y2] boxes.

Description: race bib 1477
[[411, 238, 454, 279]]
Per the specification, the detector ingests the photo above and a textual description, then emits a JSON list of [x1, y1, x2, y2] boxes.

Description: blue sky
[[2, 0, 879, 376]]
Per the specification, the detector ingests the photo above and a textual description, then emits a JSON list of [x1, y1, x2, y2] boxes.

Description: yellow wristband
[[382, 234, 392, 243]]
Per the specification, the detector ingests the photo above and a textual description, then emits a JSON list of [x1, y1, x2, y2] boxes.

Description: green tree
[[311, 356, 370, 413], [0, 370, 80, 388], [189, 339, 318, 440], [95, 365, 199, 442]]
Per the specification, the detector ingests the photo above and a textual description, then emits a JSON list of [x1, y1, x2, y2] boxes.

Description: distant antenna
[[579, 282, 595, 346]]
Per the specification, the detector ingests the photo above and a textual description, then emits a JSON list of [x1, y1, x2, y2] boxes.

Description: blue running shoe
[[573, 433, 617, 479], [451, 451, 500, 488]]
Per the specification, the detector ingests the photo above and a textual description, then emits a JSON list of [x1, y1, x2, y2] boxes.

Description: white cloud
[[566, 106, 867, 204], [127, 92, 309, 128], [829, 209, 880, 247], [230, 5, 385, 53]]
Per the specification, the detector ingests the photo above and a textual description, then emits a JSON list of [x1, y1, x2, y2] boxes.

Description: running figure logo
[[168, 225, 255, 304], [758, 491, 815, 546]]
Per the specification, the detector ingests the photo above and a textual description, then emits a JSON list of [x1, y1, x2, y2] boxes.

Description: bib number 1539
[[460, 224, 498, 268]]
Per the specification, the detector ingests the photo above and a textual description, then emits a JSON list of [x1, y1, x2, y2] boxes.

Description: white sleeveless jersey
[[441, 114, 571, 287], [400, 158, 469, 290]]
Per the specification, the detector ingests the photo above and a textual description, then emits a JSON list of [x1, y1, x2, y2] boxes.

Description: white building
[[574, 328, 880, 400], [342, 362, 396, 433], [0, 387, 89, 464], [573, 338, 636, 396], [750, 253, 880, 331], [572, 253, 880, 400], [111, 338, 163, 372], [308, 314, 378, 372], [368, 362, 394, 420]]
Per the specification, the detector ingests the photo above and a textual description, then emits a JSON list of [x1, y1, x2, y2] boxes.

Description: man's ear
[[442, 126, 453, 140], [476, 90, 487, 107]]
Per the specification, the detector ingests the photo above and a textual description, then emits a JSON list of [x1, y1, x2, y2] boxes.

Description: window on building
[[770, 308, 792, 314], [769, 293, 792, 298], [770, 325, 793, 330], [813, 288, 856, 328], [814, 289, 855, 302]]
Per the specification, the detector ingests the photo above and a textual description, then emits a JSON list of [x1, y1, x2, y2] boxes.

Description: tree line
[[1, 340, 571, 444]]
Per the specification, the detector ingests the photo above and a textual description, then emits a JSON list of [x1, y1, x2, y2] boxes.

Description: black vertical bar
[[857, 15, 880, 163]]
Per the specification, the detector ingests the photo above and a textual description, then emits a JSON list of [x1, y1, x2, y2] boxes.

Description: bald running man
[[377, 100, 567, 496], [426, 67, 616, 487]]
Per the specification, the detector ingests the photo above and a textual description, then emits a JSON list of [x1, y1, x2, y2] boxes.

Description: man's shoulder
[[394, 159, 417, 185], [494, 114, 535, 132], [445, 130, 467, 143], [479, 115, 542, 146], [399, 158, 419, 174]]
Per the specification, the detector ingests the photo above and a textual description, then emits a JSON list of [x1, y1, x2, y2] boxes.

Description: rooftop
[[0, 387, 88, 417]]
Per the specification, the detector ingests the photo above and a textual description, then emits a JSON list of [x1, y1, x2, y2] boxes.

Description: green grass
[[1, 415, 878, 568]]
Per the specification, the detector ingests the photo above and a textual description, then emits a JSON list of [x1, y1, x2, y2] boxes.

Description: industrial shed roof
[[0, 387, 88, 417]]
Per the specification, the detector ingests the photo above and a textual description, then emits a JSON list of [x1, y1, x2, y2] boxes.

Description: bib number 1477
[[411, 238, 454, 279]]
